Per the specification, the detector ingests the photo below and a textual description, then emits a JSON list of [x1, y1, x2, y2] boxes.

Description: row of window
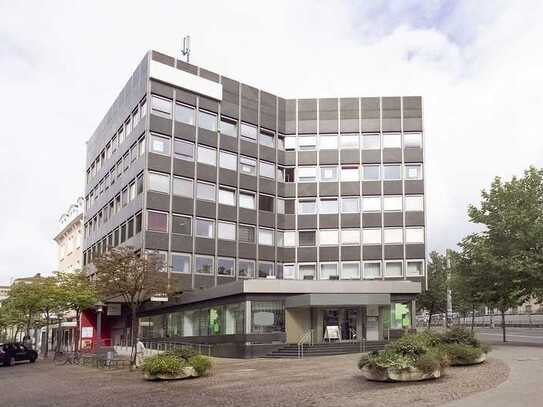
[[87, 97, 147, 183], [146, 211, 425, 245], [148, 172, 424, 213], [150, 133, 422, 182]]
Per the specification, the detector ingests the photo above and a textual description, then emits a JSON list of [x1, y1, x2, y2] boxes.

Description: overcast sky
[[1, 1, 542, 284]]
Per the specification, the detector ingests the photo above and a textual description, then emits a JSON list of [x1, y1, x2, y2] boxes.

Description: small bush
[[439, 326, 480, 347], [168, 347, 199, 361], [415, 348, 448, 373], [143, 354, 186, 376], [441, 343, 483, 364], [386, 332, 439, 357], [359, 350, 415, 371], [188, 355, 212, 376]]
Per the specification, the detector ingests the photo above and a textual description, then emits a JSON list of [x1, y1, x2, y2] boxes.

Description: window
[[384, 165, 402, 180], [283, 231, 296, 247], [406, 227, 425, 243], [341, 262, 360, 280], [276, 198, 285, 214], [217, 258, 235, 276], [284, 136, 296, 150], [404, 133, 422, 148], [238, 259, 255, 278], [299, 231, 316, 246], [219, 188, 236, 206], [259, 194, 274, 212], [195, 256, 214, 274], [362, 134, 380, 149], [241, 122, 257, 141], [198, 110, 217, 131], [362, 196, 381, 212], [363, 229, 382, 245], [132, 107, 140, 128], [174, 139, 194, 161], [341, 197, 360, 213], [405, 196, 424, 211], [319, 229, 339, 245], [341, 229, 360, 245], [220, 117, 237, 137], [299, 264, 316, 280], [383, 196, 403, 211], [196, 218, 214, 238], [341, 134, 359, 149], [298, 199, 317, 215], [171, 253, 190, 273], [239, 225, 256, 243], [383, 133, 401, 148], [219, 151, 237, 170], [172, 215, 191, 235], [319, 135, 337, 149], [150, 134, 171, 156], [384, 228, 403, 244], [384, 261, 403, 277], [239, 192, 256, 209], [259, 161, 275, 179], [258, 229, 274, 246], [320, 263, 338, 280], [138, 137, 146, 156], [125, 118, 132, 136], [406, 260, 424, 276], [129, 182, 136, 201], [297, 166, 317, 182], [283, 167, 295, 182], [259, 130, 275, 147], [135, 212, 142, 234], [405, 164, 422, 180], [363, 165, 380, 180], [283, 264, 296, 280], [173, 177, 193, 198], [147, 211, 168, 233], [277, 135, 285, 150], [140, 98, 147, 118], [148, 172, 170, 194], [298, 135, 316, 150], [218, 222, 236, 240], [363, 262, 381, 279], [123, 152, 130, 171], [320, 166, 338, 182], [341, 166, 360, 182], [197, 146, 216, 166], [196, 182, 215, 201], [151, 95, 172, 119], [239, 156, 256, 175], [320, 198, 338, 214], [130, 144, 138, 162]]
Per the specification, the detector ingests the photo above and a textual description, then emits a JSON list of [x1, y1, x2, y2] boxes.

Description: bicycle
[[54, 351, 81, 366]]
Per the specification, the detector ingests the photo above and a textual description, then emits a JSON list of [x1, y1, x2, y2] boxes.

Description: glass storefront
[[384, 302, 412, 330], [251, 301, 285, 333]]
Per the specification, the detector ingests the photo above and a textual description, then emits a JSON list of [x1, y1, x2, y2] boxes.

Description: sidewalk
[[444, 345, 543, 407]]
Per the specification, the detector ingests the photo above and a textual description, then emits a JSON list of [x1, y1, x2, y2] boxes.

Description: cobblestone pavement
[[0, 350, 509, 407]]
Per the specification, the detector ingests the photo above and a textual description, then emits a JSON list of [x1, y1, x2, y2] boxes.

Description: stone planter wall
[[144, 366, 199, 381], [361, 366, 442, 382]]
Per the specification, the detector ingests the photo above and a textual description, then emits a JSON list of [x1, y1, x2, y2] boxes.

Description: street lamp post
[[95, 302, 104, 355]]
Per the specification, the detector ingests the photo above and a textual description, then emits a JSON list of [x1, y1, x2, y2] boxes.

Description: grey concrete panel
[[341, 246, 361, 261], [221, 77, 240, 119], [384, 245, 404, 259], [239, 208, 257, 225], [361, 97, 380, 133], [320, 246, 339, 262], [277, 214, 295, 230], [298, 215, 317, 229], [150, 80, 174, 99], [362, 181, 381, 195], [405, 211, 424, 226], [173, 158, 195, 178], [277, 151, 286, 166], [219, 168, 237, 187], [340, 98, 359, 133], [320, 214, 339, 229], [319, 182, 339, 196], [259, 211, 275, 228], [199, 96, 219, 113], [298, 151, 318, 165], [284, 151, 296, 166], [403, 96, 422, 132], [362, 245, 382, 260], [362, 212, 382, 227], [199, 68, 220, 83], [341, 214, 361, 228], [285, 99, 296, 133], [241, 84, 258, 125], [383, 148, 402, 163], [196, 163, 217, 183], [259, 245, 275, 261], [383, 212, 404, 227], [404, 148, 423, 163], [383, 181, 403, 195], [259, 178, 276, 195], [221, 102, 239, 119], [340, 181, 361, 196], [277, 247, 295, 263], [146, 192, 170, 212], [239, 243, 256, 259], [195, 200, 216, 218], [217, 239, 236, 257], [382, 119, 401, 132], [194, 274, 214, 290], [404, 118, 423, 132], [260, 91, 277, 130], [145, 231, 169, 251], [298, 247, 317, 262], [298, 183, 317, 197], [278, 97, 286, 134], [319, 150, 339, 165], [218, 204, 237, 221], [174, 122, 196, 141], [219, 135, 238, 153], [195, 237, 215, 255], [175, 59, 198, 74], [175, 89, 197, 107], [405, 180, 424, 194], [282, 183, 297, 198], [172, 196, 194, 215], [170, 273, 193, 291], [361, 150, 381, 164], [198, 128, 218, 148], [361, 119, 380, 132], [239, 174, 257, 191], [150, 115, 173, 136], [217, 276, 236, 286], [151, 50, 175, 66], [319, 98, 338, 133], [171, 234, 193, 252], [340, 149, 361, 164], [259, 146, 276, 163], [406, 244, 425, 259], [148, 153, 171, 173], [240, 139, 258, 157]]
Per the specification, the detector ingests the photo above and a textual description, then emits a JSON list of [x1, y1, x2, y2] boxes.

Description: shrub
[[441, 343, 483, 364], [143, 354, 186, 376], [439, 326, 480, 347], [386, 332, 439, 357], [359, 350, 415, 371], [168, 347, 199, 361], [415, 348, 448, 373], [188, 355, 212, 376]]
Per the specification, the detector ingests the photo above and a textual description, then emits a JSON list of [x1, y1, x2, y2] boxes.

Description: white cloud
[[0, 0, 542, 283]]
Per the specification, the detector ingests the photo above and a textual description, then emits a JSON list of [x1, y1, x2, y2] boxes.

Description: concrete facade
[[54, 198, 84, 273]]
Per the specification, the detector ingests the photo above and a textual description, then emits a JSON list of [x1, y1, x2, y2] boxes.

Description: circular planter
[[449, 353, 486, 366], [144, 366, 199, 381], [361, 366, 442, 382]]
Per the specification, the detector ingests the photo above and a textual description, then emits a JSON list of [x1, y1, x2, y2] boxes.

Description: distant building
[[54, 198, 84, 273], [0, 285, 9, 305]]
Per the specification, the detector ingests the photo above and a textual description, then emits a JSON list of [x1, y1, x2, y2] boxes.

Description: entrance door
[[323, 310, 341, 342], [342, 309, 358, 341]]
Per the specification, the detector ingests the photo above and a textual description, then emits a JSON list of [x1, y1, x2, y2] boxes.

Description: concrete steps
[[263, 341, 388, 358]]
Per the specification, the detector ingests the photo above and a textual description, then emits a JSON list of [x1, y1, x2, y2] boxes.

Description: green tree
[[6, 280, 44, 337], [0, 300, 26, 341], [417, 251, 448, 327], [38, 276, 68, 358]]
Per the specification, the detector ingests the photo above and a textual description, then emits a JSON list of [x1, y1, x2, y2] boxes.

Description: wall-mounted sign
[[107, 303, 121, 316], [324, 325, 340, 341], [81, 327, 93, 338], [367, 305, 379, 317], [253, 311, 274, 326], [150, 296, 168, 302]]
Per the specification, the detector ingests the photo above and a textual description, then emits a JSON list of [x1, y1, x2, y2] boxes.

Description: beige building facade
[[54, 198, 84, 273]]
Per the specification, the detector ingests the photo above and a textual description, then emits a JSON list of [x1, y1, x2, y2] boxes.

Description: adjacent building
[[82, 50, 426, 357], [54, 198, 84, 273]]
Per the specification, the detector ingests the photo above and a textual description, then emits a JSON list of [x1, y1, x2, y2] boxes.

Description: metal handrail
[[297, 329, 313, 359]]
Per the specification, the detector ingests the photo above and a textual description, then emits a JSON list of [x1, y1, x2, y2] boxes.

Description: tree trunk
[[471, 304, 476, 333], [75, 309, 81, 353], [26, 313, 32, 337], [44, 312, 50, 358], [130, 305, 138, 368], [427, 312, 433, 328], [501, 310, 506, 342], [56, 316, 62, 353]]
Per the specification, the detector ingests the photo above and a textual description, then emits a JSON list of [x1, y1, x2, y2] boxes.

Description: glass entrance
[[322, 308, 358, 342]]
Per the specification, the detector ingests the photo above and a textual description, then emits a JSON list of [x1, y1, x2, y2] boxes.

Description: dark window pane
[[148, 212, 168, 232], [259, 195, 274, 212], [172, 215, 191, 235]]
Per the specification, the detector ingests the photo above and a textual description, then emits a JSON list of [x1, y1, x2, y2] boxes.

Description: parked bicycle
[[54, 351, 81, 366]]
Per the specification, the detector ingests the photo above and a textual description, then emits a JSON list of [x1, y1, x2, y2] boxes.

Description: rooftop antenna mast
[[181, 35, 191, 63]]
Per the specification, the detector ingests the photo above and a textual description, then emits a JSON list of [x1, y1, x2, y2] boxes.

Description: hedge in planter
[[438, 327, 491, 366], [143, 351, 212, 381]]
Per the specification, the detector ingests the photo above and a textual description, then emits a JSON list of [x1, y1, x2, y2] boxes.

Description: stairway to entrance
[[263, 340, 388, 358]]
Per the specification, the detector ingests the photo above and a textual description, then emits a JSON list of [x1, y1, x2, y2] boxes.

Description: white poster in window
[[253, 311, 274, 326], [81, 327, 93, 338]]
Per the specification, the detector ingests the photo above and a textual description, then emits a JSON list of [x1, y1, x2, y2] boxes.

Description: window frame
[[195, 217, 215, 239], [341, 262, 361, 280], [363, 261, 382, 279]]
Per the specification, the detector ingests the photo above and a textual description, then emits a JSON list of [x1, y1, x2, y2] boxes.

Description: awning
[[285, 293, 391, 309]]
